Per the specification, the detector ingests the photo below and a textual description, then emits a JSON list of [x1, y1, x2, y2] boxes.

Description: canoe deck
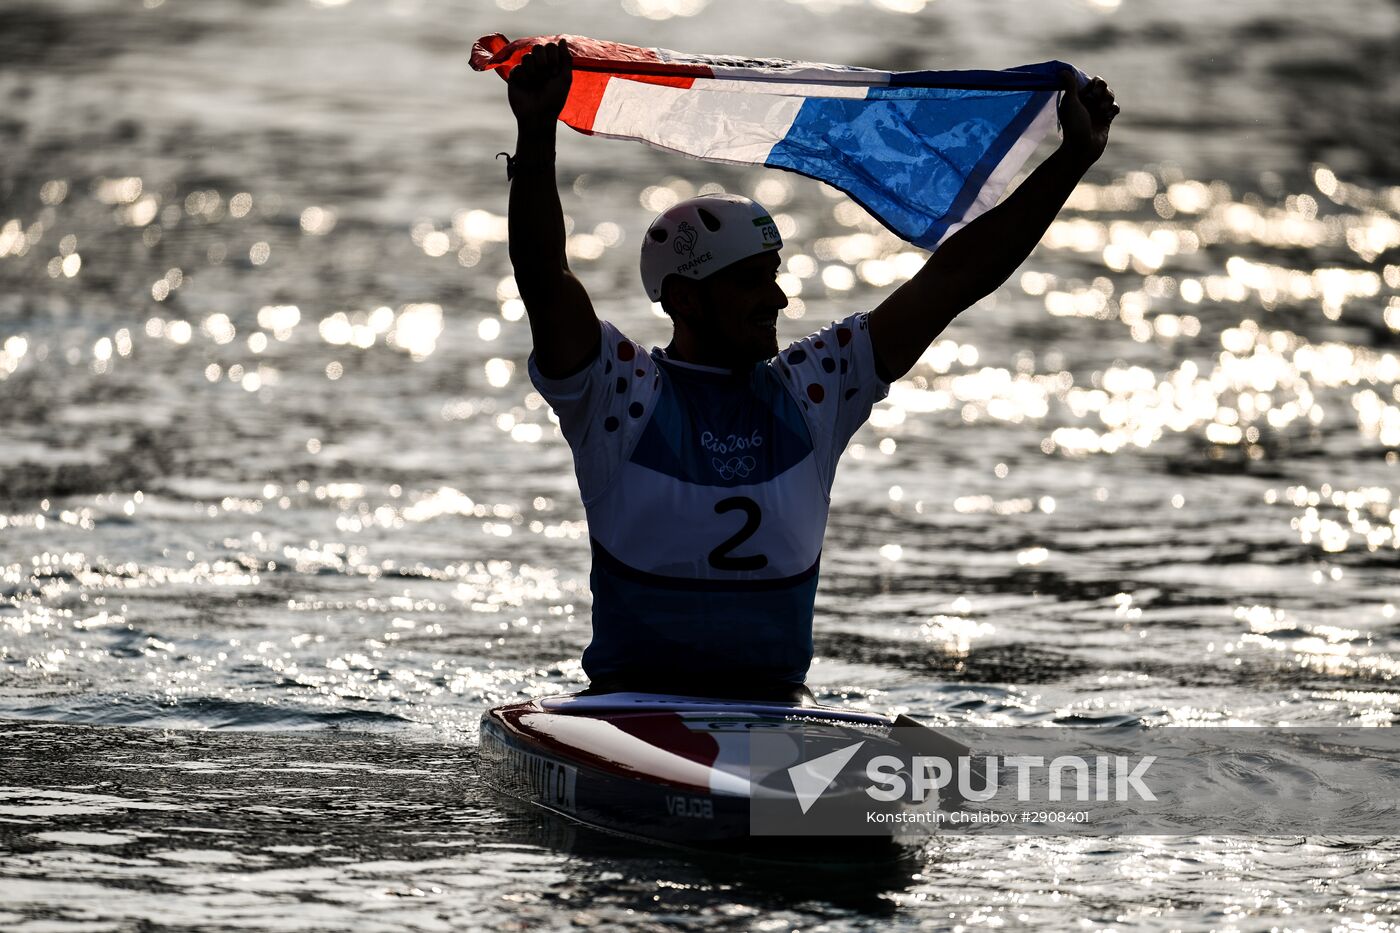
[[478, 691, 922, 853]]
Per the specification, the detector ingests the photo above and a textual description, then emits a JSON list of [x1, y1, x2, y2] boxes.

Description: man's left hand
[[1058, 71, 1119, 166]]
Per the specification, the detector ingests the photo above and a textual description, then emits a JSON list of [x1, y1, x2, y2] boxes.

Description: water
[[1, 0, 1398, 927]]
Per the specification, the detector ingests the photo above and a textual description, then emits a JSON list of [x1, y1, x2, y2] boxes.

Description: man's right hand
[[508, 39, 573, 128], [503, 37, 599, 379]]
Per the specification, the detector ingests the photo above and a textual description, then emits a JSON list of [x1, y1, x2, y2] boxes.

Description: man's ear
[[663, 277, 703, 322]]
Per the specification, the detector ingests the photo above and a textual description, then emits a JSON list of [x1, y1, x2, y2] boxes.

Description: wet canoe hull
[[478, 692, 913, 852]]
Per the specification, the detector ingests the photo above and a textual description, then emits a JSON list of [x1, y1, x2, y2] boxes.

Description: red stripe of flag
[[471, 34, 705, 133]]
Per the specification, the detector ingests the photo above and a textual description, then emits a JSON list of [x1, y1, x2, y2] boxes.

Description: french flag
[[472, 34, 1077, 250]]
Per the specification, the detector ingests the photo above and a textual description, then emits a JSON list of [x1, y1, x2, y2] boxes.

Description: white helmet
[[639, 194, 782, 302]]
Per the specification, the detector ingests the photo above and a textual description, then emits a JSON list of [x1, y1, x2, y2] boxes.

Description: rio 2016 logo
[[701, 430, 764, 455]]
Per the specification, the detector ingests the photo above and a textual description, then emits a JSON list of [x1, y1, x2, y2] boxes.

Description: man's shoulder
[[596, 320, 659, 366], [775, 311, 869, 355]]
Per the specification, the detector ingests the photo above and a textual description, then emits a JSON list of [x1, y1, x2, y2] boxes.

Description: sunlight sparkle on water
[[920, 614, 994, 655], [1269, 484, 1399, 553], [5, 6, 1400, 927], [620, 0, 708, 19]]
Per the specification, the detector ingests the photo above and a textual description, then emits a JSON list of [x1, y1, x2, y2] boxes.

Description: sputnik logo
[[786, 741, 865, 814]]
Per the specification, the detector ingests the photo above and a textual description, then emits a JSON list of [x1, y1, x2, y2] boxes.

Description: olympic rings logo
[[712, 456, 756, 480]]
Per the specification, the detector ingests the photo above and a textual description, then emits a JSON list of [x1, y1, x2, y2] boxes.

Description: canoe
[[478, 691, 942, 855]]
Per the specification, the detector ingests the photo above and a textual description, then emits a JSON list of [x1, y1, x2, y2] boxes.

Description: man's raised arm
[[867, 73, 1120, 381], [506, 40, 601, 379]]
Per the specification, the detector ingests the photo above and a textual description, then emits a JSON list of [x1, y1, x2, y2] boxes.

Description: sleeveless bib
[[529, 312, 888, 685]]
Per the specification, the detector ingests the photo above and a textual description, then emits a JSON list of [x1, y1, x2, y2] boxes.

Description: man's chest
[[628, 372, 813, 489]]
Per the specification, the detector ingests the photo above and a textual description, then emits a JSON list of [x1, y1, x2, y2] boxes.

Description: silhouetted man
[[504, 39, 1117, 700]]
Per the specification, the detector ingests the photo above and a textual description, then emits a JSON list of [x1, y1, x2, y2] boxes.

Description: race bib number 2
[[708, 496, 767, 571]]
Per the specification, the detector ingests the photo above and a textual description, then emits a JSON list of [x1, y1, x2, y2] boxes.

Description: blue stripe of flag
[[764, 61, 1067, 249]]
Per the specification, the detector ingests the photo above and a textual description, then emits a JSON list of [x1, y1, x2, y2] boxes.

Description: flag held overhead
[[472, 33, 1079, 250]]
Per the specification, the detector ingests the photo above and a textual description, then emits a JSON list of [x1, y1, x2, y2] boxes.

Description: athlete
[[504, 40, 1117, 700]]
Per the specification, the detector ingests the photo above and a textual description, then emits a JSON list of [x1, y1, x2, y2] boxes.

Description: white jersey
[[529, 311, 889, 686]]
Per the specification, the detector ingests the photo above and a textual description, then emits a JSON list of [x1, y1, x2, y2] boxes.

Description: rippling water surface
[[2, 0, 1398, 928]]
